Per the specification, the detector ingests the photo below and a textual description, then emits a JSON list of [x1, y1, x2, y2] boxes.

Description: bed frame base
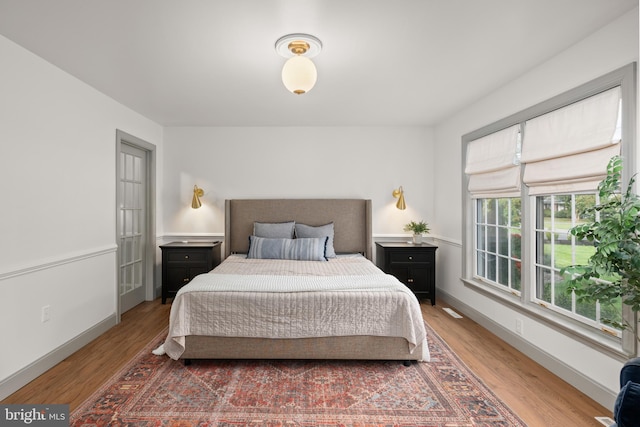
[[181, 335, 422, 363], [183, 358, 412, 366]]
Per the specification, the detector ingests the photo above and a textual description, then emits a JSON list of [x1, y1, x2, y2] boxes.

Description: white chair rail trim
[[0, 244, 117, 281]]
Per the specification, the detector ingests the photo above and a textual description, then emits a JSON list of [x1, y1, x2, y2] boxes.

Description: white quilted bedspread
[[162, 255, 428, 361]]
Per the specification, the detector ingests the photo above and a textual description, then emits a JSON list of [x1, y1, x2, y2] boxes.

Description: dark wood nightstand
[[160, 241, 222, 303], [375, 241, 438, 305]]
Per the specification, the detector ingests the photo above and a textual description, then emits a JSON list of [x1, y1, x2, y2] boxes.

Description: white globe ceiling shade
[[275, 33, 322, 95], [281, 55, 317, 95]]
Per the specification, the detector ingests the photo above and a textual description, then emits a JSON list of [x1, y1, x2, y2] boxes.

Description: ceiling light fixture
[[275, 33, 322, 95]]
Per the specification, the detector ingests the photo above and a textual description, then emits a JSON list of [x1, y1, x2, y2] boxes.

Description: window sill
[[461, 277, 632, 362]]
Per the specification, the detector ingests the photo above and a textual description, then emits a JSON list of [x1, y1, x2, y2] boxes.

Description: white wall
[[432, 8, 639, 407], [162, 126, 435, 239], [0, 34, 163, 396]]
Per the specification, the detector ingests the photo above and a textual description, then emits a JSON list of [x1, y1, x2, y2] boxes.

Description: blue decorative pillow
[[614, 381, 640, 427], [247, 236, 328, 261], [253, 221, 295, 238], [295, 222, 336, 258]]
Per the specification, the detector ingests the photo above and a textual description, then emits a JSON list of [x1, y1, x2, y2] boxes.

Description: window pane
[[497, 256, 508, 286], [477, 199, 486, 223], [497, 227, 508, 256], [537, 230, 550, 267], [511, 259, 522, 291], [476, 225, 486, 251], [125, 153, 134, 180], [576, 194, 596, 222], [543, 234, 553, 265], [487, 253, 496, 282], [134, 261, 142, 289], [487, 226, 496, 254], [510, 199, 522, 227], [554, 195, 571, 220], [125, 210, 133, 235], [487, 199, 497, 225], [554, 237, 573, 270], [133, 209, 139, 234], [541, 196, 552, 230], [575, 296, 597, 322], [575, 240, 595, 265], [511, 233, 521, 261], [125, 182, 134, 207], [536, 266, 551, 303], [134, 156, 141, 182], [477, 251, 486, 277], [554, 272, 572, 311], [120, 267, 126, 294], [497, 199, 509, 225], [597, 300, 623, 326]]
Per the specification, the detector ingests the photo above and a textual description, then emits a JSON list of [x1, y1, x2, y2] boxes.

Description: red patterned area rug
[[71, 323, 527, 426]]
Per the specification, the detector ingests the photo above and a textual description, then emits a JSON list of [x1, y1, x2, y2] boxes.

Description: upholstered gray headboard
[[224, 199, 373, 260]]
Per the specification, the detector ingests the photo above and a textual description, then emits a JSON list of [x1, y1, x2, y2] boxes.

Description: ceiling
[[0, 0, 637, 127]]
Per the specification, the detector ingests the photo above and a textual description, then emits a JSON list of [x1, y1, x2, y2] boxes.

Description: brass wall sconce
[[392, 186, 406, 210], [191, 185, 204, 209]]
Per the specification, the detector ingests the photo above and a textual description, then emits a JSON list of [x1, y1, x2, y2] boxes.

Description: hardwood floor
[[422, 303, 611, 427], [2, 300, 171, 410], [2, 299, 611, 426]]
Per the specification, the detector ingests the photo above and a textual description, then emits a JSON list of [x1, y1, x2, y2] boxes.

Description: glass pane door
[[119, 143, 147, 312]]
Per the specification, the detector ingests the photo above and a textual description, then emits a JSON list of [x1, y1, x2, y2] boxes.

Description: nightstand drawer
[[165, 266, 211, 290], [389, 252, 432, 263], [390, 266, 428, 288], [167, 251, 208, 263], [166, 267, 192, 287]]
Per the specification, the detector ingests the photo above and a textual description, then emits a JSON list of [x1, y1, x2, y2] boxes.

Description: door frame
[[115, 129, 156, 323]]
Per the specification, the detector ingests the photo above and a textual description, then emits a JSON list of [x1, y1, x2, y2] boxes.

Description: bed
[[157, 199, 429, 363]]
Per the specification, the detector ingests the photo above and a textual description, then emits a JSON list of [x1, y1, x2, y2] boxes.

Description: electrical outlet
[[515, 318, 523, 335], [41, 305, 51, 323]]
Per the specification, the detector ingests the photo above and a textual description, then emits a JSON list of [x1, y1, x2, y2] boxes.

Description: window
[[531, 193, 622, 336], [462, 63, 636, 355], [475, 197, 522, 293]]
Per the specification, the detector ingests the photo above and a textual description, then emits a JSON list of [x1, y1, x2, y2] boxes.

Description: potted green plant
[[562, 155, 640, 339], [404, 220, 430, 244]]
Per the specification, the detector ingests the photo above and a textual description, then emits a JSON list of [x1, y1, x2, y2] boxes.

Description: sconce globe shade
[[282, 55, 317, 95]]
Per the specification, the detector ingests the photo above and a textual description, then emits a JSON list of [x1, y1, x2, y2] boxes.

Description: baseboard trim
[[0, 314, 117, 401], [437, 290, 617, 409]]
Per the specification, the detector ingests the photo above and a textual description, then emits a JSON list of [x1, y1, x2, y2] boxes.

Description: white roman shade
[[522, 87, 621, 195], [465, 125, 521, 198]]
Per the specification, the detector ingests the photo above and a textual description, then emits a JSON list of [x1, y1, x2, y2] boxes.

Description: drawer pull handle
[[183, 278, 190, 282], [408, 278, 414, 283], [408, 256, 413, 260], [184, 255, 189, 259]]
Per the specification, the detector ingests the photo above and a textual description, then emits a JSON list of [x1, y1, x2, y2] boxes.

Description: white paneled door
[[118, 143, 147, 313]]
